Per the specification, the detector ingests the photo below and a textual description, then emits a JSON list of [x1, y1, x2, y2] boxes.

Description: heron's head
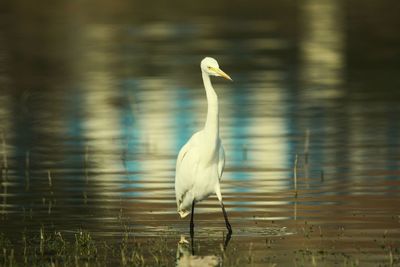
[[201, 57, 232, 81]]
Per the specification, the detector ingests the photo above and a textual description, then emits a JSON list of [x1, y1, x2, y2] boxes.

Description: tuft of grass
[[74, 229, 97, 259]]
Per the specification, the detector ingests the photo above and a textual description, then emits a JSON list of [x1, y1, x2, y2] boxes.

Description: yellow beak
[[210, 67, 233, 81]]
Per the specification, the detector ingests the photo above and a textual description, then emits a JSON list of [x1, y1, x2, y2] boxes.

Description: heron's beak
[[210, 67, 233, 81]]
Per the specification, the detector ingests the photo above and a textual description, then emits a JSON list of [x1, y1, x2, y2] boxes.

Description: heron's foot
[[179, 209, 190, 218]]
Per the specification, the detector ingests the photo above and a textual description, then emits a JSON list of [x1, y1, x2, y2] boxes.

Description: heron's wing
[[175, 133, 200, 212], [218, 143, 225, 180], [176, 141, 191, 172]]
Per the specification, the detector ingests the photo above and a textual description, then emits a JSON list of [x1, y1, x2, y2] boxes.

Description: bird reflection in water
[[176, 233, 231, 267]]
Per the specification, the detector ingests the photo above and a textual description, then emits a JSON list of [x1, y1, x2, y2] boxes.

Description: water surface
[[0, 0, 399, 266]]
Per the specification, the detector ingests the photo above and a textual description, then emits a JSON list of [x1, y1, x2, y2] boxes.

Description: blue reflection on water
[[120, 79, 143, 191], [174, 87, 195, 152]]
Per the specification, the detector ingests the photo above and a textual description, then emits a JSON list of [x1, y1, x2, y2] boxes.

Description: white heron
[[175, 57, 233, 235]]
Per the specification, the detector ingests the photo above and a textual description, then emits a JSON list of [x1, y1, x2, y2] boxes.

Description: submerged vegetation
[[0, 227, 175, 266], [0, 223, 399, 266]]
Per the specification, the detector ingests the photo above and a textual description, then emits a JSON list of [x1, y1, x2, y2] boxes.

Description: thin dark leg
[[221, 201, 232, 234], [190, 200, 195, 237], [190, 200, 195, 255], [223, 231, 232, 250]]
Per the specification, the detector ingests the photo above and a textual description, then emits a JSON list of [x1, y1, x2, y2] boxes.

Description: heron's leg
[[223, 230, 232, 250], [190, 200, 195, 255], [190, 200, 195, 237], [221, 201, 233, 234], [215, 185, 233, 234]]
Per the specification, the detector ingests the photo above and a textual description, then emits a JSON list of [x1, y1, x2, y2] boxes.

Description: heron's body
[[175, 132, 225, 217], [175, 57, 232, 235]]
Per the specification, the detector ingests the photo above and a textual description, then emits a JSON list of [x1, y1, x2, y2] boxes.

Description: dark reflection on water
[[0, 0, 400, 265]]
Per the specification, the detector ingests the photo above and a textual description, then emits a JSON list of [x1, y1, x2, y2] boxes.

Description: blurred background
[[0, 0, 399, 264]]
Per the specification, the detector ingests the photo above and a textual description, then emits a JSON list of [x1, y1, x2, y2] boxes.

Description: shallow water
[[0, 0, 400, 266]]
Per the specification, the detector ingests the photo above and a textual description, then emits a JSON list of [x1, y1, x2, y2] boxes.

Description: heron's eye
[[207, 66, 211, 70]]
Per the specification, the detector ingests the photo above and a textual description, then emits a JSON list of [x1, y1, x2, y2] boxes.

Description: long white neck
[[202, 71, 219, 142]]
